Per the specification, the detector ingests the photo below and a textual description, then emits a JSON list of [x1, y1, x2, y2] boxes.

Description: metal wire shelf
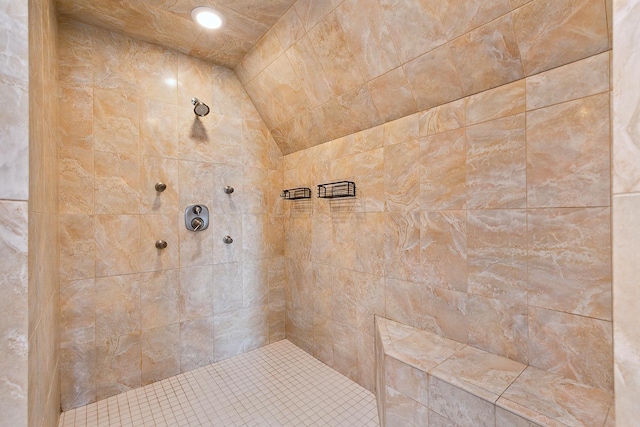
[[317, 181, 356, 199], [280, 187, 312, 200]]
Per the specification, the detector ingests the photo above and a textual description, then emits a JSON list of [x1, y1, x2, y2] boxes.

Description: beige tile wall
[[612, 0, 640, 425], [283, 51, 613, 395], [57, 19, 285, 411], [237, 0, 611, 154]]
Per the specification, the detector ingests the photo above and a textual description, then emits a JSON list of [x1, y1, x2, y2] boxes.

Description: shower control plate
[[185, 204, 209, 232]]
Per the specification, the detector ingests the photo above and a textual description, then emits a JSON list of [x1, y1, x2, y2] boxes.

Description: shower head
[[191, 98, 210, 117]]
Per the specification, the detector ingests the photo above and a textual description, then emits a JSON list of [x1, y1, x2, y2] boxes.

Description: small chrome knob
[[191, 217, 204, 232], [223, 236, 233, 244], [155, 182, 167, 192], [155, 240, 168, 249], [224, 186, 234, 194], [192, 205, 202, 215]]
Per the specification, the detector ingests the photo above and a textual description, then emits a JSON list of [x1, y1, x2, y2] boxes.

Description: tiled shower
[[1, 0, 639, 426]]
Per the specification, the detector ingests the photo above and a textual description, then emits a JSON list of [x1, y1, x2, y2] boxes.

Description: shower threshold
[[59, 340, 379, 427]]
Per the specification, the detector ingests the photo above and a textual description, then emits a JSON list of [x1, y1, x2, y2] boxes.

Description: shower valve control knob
[[223, 236, 233, 244], [185, 204, 209, 232], [191, 217, 204, 232], [155, 182, 167, 192], [192, 205, 202, 215]]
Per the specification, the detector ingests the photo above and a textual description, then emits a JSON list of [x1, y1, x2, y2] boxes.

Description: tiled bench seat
[[375, 317, 615, 427]]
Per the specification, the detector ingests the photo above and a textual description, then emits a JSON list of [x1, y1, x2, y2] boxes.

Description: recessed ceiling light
[[191, 7, 225, 29]]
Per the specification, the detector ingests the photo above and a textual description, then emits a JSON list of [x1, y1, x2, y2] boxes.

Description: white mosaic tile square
[[59, 340, 379, 427]]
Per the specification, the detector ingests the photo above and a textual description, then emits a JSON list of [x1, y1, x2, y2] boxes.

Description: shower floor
[[58, 340, 379, 427]]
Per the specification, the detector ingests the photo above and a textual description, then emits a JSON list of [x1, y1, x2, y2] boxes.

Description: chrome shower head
[[191, 98, 210, 117]]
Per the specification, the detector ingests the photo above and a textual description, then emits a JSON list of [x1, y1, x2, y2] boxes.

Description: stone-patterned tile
[[92, 28, 139, 94], [58, 85, 93, 151], [420, 128, 466, 211], [177, 54, 213, 109], [421, 211, 467, 292], [367, 67, 417, 124], [495, 407, 543, 427], [388, 328, 465, 372], [243, 214, 271, 260], [357, 332, 376, 391], [383, 114, 419, 147], [419, 98, 466, 137], [385, 386, 429, 427], [311, 213, 332, 264], [271, 6, 305, 51], [93, 88, 139, 155], [354, 212, 385, 276], [141, 324, 180, 386], [94, 152, 140, 215], [179, 265, 214, 322], [140, 270, 180, 330], [450, 14, 524, 95], [384, 212, 422, 283], [467, 209, 527, 305], [95, 333, 141, 401], [333, 269, 384, 336], [440, 0, 512, 40], [429, 376, 496, 427], [139, 156, 179, 214], [422, 286, 468, 345], [178, 160, 214, 210], [512, 0, 608, 75], [58, 147, 93, 215], [466, 114, 526, 209], [404, 44, 464, 111], [179, 317, 214, 373], [385, 278, 423, 329], [467, 295, 528, 364], [336, 0, 399, 81], [332, 211, 356, 270], [431, 346, 526, 402], [313, 314, 334, 366], [384, 139, 420, 212], [528, 207, 611, 320], [179, 212, 214, 268], [526, 52, 609, 110], [318, 85, 382, 142], [293, 0, 342, 32], [285, 35, 334, 109], [213, 262, 243, 314], [312, 263, 332, 319], [429, 410, 459, 427], [60, 279, 95, 345], [466, 80, 526, 126], [378, 0, 446, 64], [213, 306, 268, 361], [526, 94, 610, 208], [59, 214, 95, 281], [139, 99, 178, 158], [332, 321, 359, 382], [243, 167, 268, 214], [95, 215, 140, 277], [528, 306, 613, 391], [384, 356, 428, 406], [57, 19, 94, 88], [95, 275, 141, 339], [499, 366, 613, 427], [139, 214, 179, 272], [243, 259, 269, 309], [136, 42, 178, 105]]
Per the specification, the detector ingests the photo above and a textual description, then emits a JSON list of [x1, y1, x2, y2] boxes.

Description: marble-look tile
[[60, 279, 95, 344], [95, 275, 141, 339], [467, 295, 528, 364], [429, 376, 496, 427], [178, 160, 214, 210], [285, 309, 313, 353], [244, 214, 271, 260], [179, 212, 214, 268], [440, 0, 511, 40], [385, 386, 428, 427], [357, 332, 376, 391], [140, 270, 180, 330], [385, 278, 423, 329], [422, 286, 468, 344], [467, 209, 527, 305], [384, 356, 428, 406], [526, 94, 610, 208], [527, 207, 611, 320], [179, 317, 214, 372], [213, 262, 243, 314], [312, 263, 332, 319], [57, 19, 93, 88], [58, 85, 93, 151], [384, 139, 420, 212], [353, 126, 383, 154], [420, 128, 466, 211], [93, 88, 139, 155], [313, 314, 334, 366], [429, 410, 458, 427], [91, 28, 139, 93], [141, 324, 180, 386], [383, 212, 422, 283], [139, 99, 178, 158], [419, 98, 466, 137], [613, 193, 640, 424], [388, 328, 465, 372], [333, 321, 359, 382], [383, 114, 419, 147], [354, 212, 385, 276], [271, 6, 304, 51], [211, 164, 244, 215], [243, 260, 269, 309], [285, 35, 334, 109], [139, 156, 179, 214], [332, 211, 356, 270], [367, 67, 417, 124], [496, 407, 543, 427], [333, 269, 384, 336], [512, 0, 608, 75], [466, 80, 526, 126], [526, 52, 609, 110], [139, 214, 179, 272], [528, 306, 613, 391], [311, 213, 332, 264], [450, 14, 524, 95], [378, 0, 446, 64], [213, 306, 268, 361], [0, 201, 28, 423], [0, 75, 28, 200], [430, 346, 526, 402], [243, 167, 268, 214], [499, 366, 612, 427], [58, 147, 93, 214], [404, 44, 464, 111], [94, 152, 140, 215], [420, 211, 467, 292], [59, 214, 95, 281], [318, 85, 382, 142], [95, 215, 140, 277], [466, 114, 526, 209], [354, 149, 384, 213], [179, 265, 214, 322], [135, 42, 178, 105], [177, 54, 213, 109], [293, 0, 342, 32], [95, 333, 141, 401]]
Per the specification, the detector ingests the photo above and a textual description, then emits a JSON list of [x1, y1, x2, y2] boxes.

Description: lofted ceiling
[[54, 0, 297, 68]]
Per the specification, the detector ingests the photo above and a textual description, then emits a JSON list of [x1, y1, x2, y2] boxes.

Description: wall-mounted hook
[[155, 182, 167, 192], [224, 186, 234, 194]]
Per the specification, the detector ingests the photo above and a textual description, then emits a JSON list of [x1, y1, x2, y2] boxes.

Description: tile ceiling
[[54, 0, 297, 68]]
